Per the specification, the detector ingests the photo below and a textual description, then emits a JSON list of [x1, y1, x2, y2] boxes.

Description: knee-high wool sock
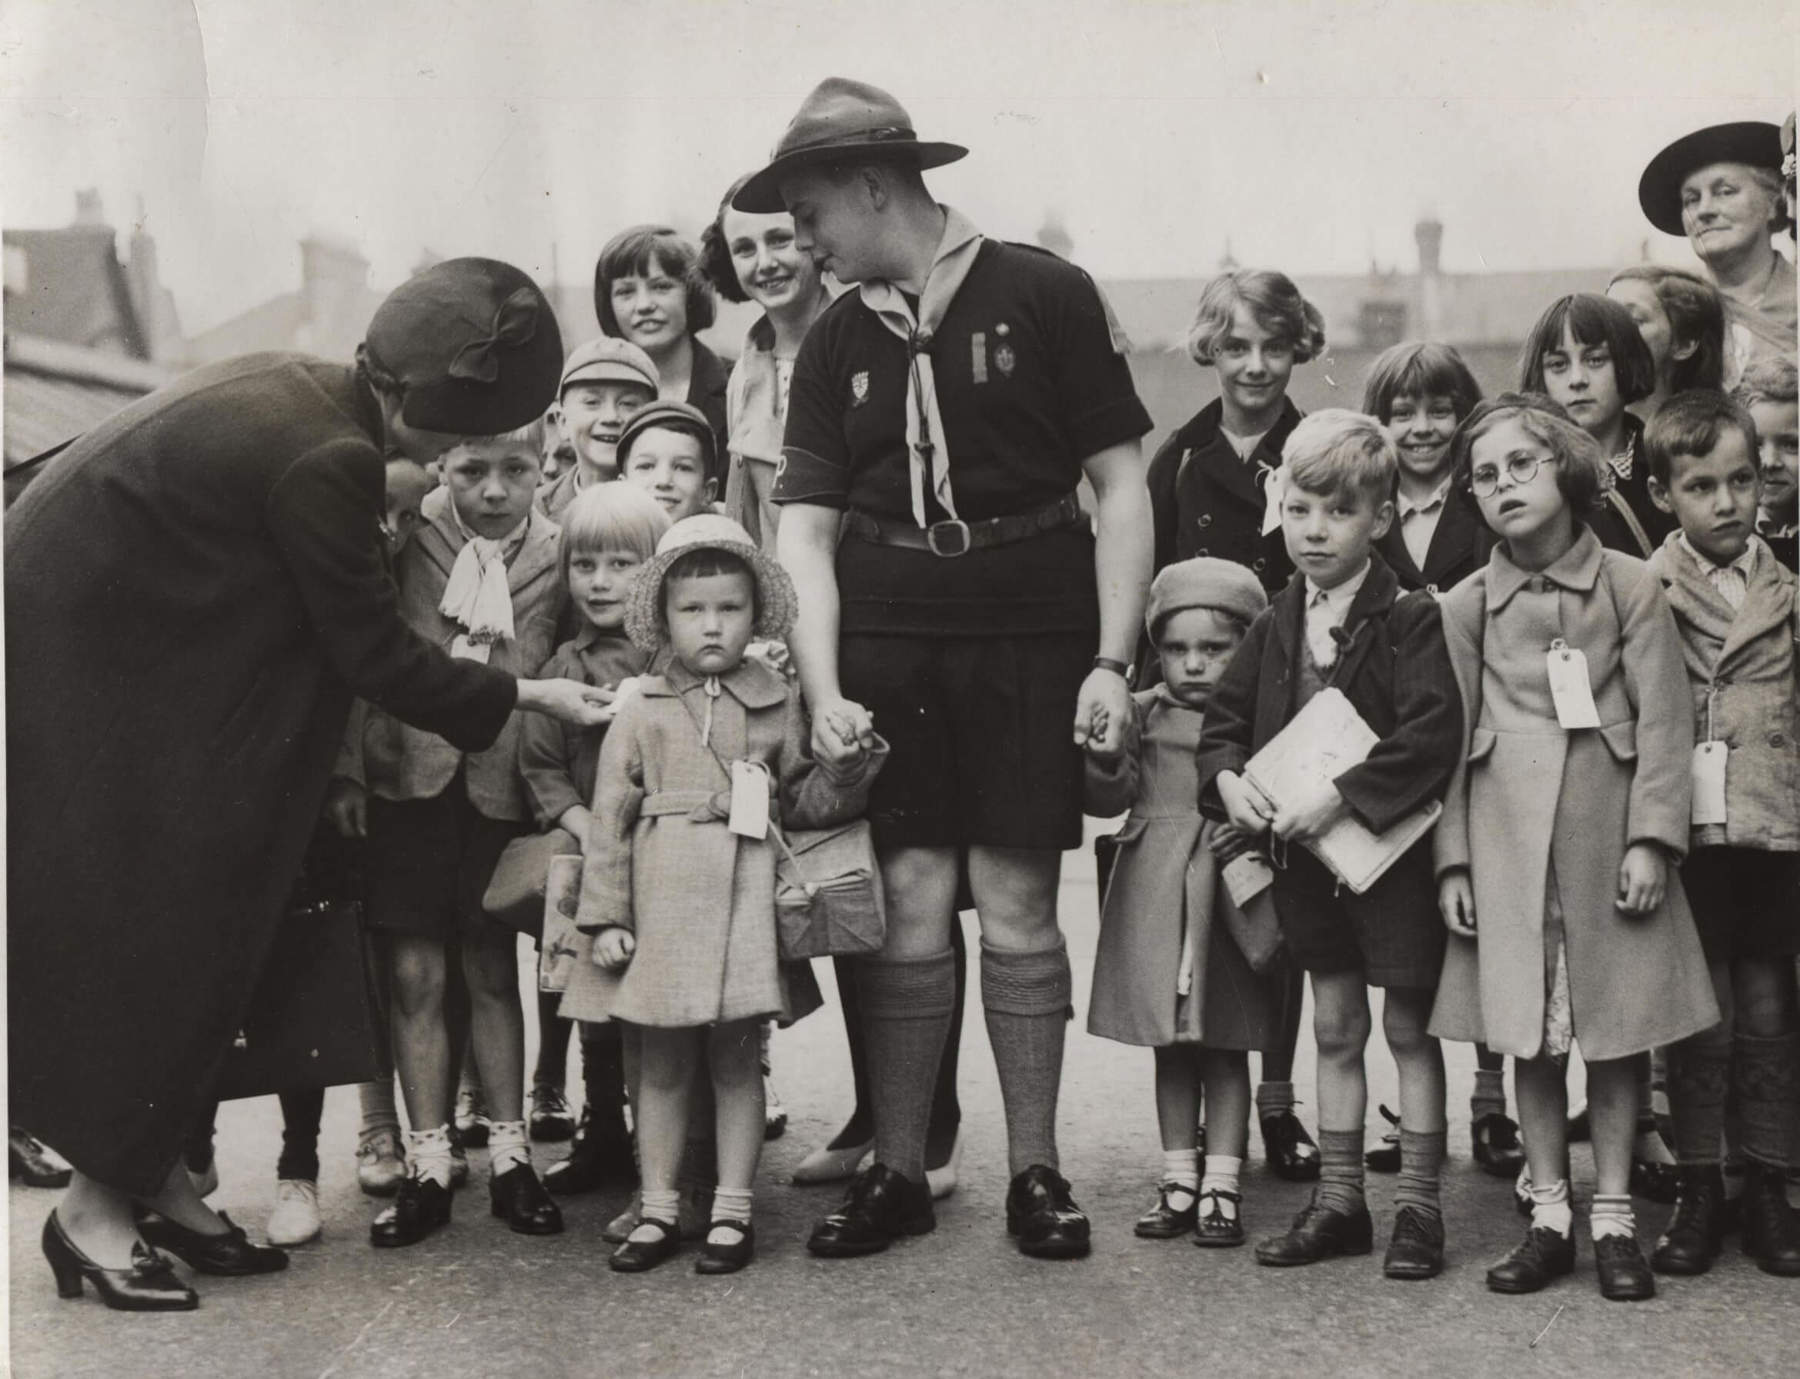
[[980, 939, 1073, 1177], [858, 949, 957, 1182]]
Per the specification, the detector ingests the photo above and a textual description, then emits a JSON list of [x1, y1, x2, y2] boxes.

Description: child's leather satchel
[[771, 820, 886, 961]]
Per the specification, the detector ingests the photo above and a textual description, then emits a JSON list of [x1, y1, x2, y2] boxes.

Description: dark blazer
[[687, 339, 732, 486], [5, 352, 516, 1194], [1195, 554, 1462, 907], [1377, 483, 1495, 594], [1146, 397, 1302, 594]]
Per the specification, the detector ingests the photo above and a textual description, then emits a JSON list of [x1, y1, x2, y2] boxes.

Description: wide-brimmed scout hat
[[363, 257, 563, 434], [558, 336, 659, 398], [732, 78, 967, 214], [1144, 557, 1268, 639], [1638, 121, 1785, 237], [624, 513, 798, 654]]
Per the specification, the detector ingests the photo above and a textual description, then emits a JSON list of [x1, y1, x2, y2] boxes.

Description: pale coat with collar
[[1429, 529, 1718, 1060], [343, 486, 565, 821], [561, 657, 883, 1028], [1647, 532, 1800, 852]]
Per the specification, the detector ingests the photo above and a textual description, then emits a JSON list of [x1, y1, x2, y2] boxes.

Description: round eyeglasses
[[1470, 453, 1547, 497]]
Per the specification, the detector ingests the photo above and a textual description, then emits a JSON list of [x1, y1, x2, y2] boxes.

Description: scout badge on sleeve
[[993, 321, 1016, 378], [851, 370, 871, 406]]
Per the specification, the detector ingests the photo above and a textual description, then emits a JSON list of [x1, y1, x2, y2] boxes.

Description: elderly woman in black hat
[[1639, 120, 1797, 385], [738, 78, 1154, 1262], [6, 257, 614, 1311]]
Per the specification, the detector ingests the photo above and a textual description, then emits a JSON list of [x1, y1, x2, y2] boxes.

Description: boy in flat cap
[[742, 77, 1155, 1262]]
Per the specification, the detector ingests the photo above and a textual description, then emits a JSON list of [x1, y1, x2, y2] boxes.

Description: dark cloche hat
[[1637, 121, 1784, 237], [364, 257, 564, 435], [732, 78, 967, 214]]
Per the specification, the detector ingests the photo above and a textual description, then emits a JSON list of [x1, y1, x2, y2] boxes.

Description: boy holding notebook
[[1196, 410, 1463, 1280]]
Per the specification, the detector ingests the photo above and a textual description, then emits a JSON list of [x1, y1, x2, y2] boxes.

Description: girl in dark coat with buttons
[[7, 258, 614, 1311]]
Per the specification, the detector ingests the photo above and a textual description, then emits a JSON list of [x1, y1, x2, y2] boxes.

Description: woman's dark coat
[[5, 352, 515, 1194]]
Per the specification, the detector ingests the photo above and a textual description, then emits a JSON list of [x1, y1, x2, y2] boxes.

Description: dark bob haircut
[[1447, 392, 1608, 518], [1607, 265, 1726, 395], [594, 225, 717, 338], [1643, 389, 1760, 487], [698, 175, 756, 305], [1360, 342, 1484, 425], [1517, 293, 1656, 408]]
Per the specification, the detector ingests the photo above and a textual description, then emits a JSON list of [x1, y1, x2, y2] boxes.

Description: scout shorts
[[365, 776, 524, 943], [1681, 846, 1800, 961], [838, 630, 1091, 851]]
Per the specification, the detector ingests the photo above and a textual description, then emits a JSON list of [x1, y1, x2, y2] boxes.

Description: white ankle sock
[[1161, 1148, 1199, 1191], [1590, 1193, 1635, 1242], [630, 1187, 680, 1242], [1528, 1176, 1573, 1236], [708, 1186, 753, 1244], [1201, 1155, 1243, 1220], [488, 1119, 530, 1176], [405, 1124, 454, 1189]]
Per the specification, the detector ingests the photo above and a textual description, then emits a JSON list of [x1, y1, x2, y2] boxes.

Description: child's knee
[[389, 944, 446, 1014], [1734, 959, 1799, 1036], [1381, 993, 1438, 1060], [459, 934, 518, 1000]]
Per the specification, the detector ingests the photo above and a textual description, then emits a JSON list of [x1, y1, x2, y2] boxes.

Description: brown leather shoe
[[1006, 1165, 1091, 1260], [1486, 1225, 1575, 1294], [807, 1163, 935, 1258], [1651, 1164, 1724, 1275], [1255, 1197, 1373, 1266]]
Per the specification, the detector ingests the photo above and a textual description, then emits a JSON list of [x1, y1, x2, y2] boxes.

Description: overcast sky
[[3, 0, 1794, 335]]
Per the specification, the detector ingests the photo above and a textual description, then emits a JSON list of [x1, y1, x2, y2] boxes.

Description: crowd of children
[[18, 118, 1799, 1310]]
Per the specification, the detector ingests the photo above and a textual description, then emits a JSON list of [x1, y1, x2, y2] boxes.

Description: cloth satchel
[[218, 838, 381, 1101], [770, 818, 886, 961], [482, 827, 581, 939]]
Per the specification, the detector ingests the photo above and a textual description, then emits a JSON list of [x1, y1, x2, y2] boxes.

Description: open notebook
[[1243, 687, 1441, 895]]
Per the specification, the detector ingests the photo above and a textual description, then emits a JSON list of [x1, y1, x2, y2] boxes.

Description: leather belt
[[842, 491, 1083, 557]]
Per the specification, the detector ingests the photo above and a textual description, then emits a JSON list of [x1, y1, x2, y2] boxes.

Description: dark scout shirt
[[775, 241, 1151, 636]]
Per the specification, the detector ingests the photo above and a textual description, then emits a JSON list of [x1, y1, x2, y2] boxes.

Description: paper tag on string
[[1545, 640, 1600, 729], [728, 760, 771, 839], [1690, 742, 1728, 825]]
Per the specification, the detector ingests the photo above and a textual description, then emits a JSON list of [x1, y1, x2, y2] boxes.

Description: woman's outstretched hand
[[517, 678, 617, 727]]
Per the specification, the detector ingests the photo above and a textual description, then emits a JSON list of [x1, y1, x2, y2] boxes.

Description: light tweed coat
[[1429, 530, 1718, 1061], [561, 656, 883, 1028]]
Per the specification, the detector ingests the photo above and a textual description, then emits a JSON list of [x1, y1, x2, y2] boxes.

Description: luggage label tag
[[450, 633, 492, 664], [1690, 689, 1727, 826], [1545, 639, 1600, 729], [728, 760, 771, 839]]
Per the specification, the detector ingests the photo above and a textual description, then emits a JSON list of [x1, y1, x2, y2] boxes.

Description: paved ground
[[9, 844, 1796, 1378]]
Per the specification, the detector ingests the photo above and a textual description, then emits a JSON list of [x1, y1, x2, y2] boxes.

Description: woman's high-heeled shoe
[[791, 1133, 874, 1185], [925, 1126, 964, 1201], [42, 1213, 198, 1311]]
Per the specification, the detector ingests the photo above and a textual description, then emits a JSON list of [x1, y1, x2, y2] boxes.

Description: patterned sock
[[1667, 1027, 1730, 1164], [1735, 1031, 1800, 1169], [980, 939, 1072, 1176], [1162, 1147, 1200, 1193], [1201, 1154, 1243, 1221], [1589, 1192, 1635, 1242], [1470, 1067, 1506, 1122], [1314, 1128, 1365, 1215], [1394, 1127, 1447, 1217], [1256, 1081, 1296, 1120], [859, 950, 956, 1182], [404, 1124, 454, 1189], [488, 1119, 530, 1176], [1528, 1177, 1573, 1236]]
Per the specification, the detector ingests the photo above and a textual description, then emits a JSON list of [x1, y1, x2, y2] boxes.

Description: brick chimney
[[1414, 215, 1445, 340]]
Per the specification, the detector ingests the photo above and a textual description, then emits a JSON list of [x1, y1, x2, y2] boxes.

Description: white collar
[[1304, 558, 1372, 609], [1397, 477, 1452, 519]]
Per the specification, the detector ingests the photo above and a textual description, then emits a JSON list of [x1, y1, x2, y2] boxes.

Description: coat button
[[1195, 547, 1209, 557], [1772, 732, 1787, 748], [1253, 558, 1267, 571], [1198, 514, 1213, 527]]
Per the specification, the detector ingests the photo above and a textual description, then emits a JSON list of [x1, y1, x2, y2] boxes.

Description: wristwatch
[[1092, 656, 1132, 682]]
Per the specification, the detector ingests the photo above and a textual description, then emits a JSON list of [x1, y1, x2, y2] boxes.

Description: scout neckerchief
[[440, 500, 528, 655], [858, 205, 984, 528]]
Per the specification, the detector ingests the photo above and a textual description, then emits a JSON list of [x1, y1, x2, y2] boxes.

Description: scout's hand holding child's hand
[[1439, 868, 1477, 936], [1080, 704, 1126, 766], [591, 926, 635, 969], [1616, 842, 1667, 916], [812, 697, 876, 769], [1216, 770, 1275, 835]]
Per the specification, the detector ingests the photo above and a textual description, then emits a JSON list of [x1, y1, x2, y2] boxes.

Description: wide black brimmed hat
[[364, 257, 563, 435], [1638, 121, 1784, 237], [732, 78, 967, 214]]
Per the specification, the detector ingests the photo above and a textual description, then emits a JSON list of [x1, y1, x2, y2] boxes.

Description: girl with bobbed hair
[[1606, 266, 1727, 416], [698, 173, 833, 549], [595, 225, 729, 481]]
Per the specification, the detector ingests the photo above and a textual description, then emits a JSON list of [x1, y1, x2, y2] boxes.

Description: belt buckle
[[925, 519, 971, 557]]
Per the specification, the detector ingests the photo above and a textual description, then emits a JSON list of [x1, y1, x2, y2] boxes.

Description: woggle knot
[[447, 287, 541, 383]]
